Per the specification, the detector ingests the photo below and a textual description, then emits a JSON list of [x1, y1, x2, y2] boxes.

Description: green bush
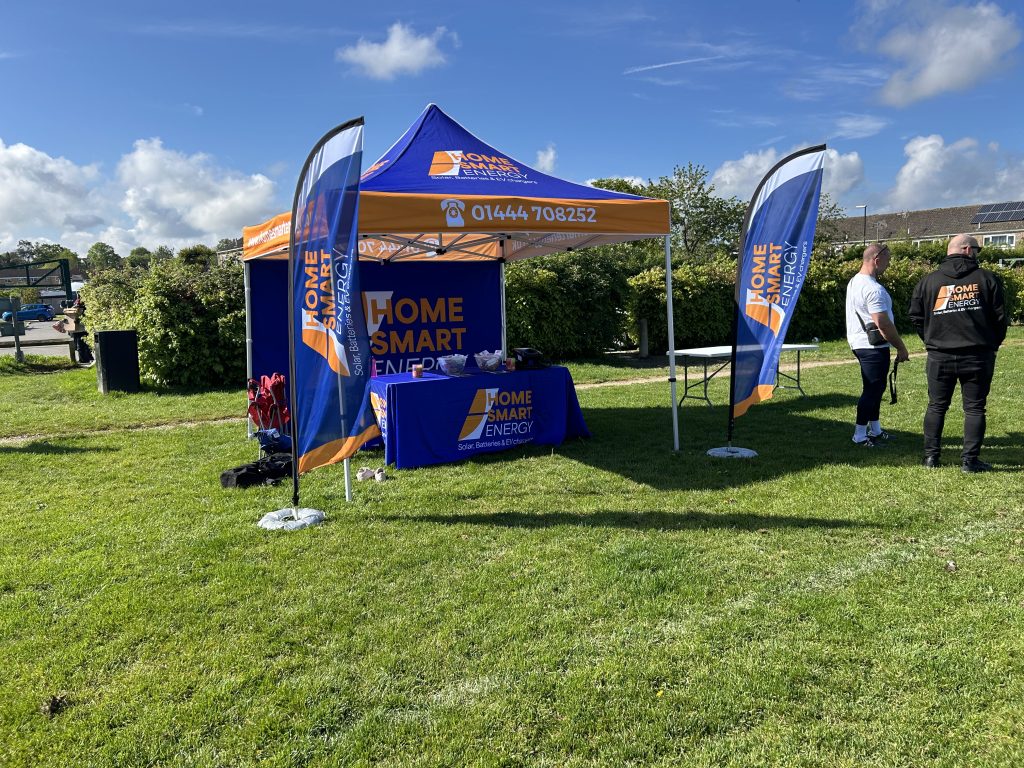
[[785, 259, 859, 341], [81, 260, 245, 387], [505, 251, 630, 358], [994, 265, 1023, 325], [627, 255, 1024, 352], [626, 258, 736, 352]]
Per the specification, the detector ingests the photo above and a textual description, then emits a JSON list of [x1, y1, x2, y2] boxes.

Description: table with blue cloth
[[368, 366, 590, 469]]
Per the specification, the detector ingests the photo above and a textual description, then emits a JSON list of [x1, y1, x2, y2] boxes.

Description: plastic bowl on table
[[473, 351, 502, 371], [436, 354, 467, 376]]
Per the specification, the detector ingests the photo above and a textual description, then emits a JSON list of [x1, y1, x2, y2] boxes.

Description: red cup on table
[[504, 357, 515, 371]]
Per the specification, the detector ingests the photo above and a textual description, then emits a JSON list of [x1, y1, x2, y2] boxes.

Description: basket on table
[[436, 354, 467, 376]]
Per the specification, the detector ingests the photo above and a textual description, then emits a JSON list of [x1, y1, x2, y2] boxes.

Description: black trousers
[[853, 347, 890, 425], [923, 349, 996, 461]]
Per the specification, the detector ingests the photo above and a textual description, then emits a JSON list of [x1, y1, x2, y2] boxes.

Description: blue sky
[[1, 0, 1021, 255]]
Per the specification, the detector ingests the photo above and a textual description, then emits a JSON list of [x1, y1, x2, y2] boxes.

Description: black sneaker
[[923, 455, 940, 468], [961, 458, 992, 474], [868, 430, 895, 442], [852, 438, 883, 448]]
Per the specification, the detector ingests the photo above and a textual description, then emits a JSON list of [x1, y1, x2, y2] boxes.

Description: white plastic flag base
[[707, 446, 758, 459], [258, 507, 326, 531]]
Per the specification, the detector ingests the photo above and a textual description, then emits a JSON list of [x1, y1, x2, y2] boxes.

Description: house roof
[[837, 202, 1024, 243]]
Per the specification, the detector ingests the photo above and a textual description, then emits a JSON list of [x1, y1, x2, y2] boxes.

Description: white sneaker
[[356, 466, 374, 481]]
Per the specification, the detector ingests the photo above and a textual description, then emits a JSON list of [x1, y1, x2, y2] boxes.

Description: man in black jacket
[[909, 234, 1007, 473]]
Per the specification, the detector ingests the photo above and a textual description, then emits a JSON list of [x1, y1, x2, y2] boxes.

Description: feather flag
[[287, 117, 380, 499], [729, 145, 825, 424]]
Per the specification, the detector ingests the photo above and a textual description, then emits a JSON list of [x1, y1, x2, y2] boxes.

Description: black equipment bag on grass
[[220, 453, 293, 489]]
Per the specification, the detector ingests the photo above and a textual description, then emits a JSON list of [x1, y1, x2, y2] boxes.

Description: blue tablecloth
[[369, 366, 589, 469]]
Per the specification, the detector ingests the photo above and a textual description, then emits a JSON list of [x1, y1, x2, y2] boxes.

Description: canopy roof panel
[[244, 104, 669, 262]]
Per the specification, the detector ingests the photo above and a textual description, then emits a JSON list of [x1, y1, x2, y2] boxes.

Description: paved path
[[0, 320, 74, 358]]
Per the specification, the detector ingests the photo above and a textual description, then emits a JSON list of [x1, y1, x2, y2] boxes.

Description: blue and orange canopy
[[244, 104, 670, 262]]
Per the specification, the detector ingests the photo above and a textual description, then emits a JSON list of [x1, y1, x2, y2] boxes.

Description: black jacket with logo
[[908, 255, 1007, 352]]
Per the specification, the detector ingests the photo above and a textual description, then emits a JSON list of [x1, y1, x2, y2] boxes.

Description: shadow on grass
[[135, 380, 243, 397], [563, 353, 671, 371], [0, 355, 77, 374], [381, 509, 872, 532], [470, 391, 930, 492], [0, 440, 117, 455]]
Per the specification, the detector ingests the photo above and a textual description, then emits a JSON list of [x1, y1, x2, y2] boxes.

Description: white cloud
[[0, 139, 106, 250], [0, 137, 277, 255], [781, 64, 888, 102], [535, 144, 556, 173], [623, 56, 725, 75], [876, 2, 1021, 106], [712, 147, 864, 201], [885, 133, 1024, 210], [832, 114, 888, 140], [116, 138, 275, 244], [336, 22, 451, 80]]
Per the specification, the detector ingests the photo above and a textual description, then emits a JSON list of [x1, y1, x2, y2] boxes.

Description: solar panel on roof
[[970, 201, 1024, 225]]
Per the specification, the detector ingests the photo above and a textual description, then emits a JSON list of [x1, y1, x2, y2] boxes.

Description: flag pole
[[265, 116, 366, 528], [708, 144, 827, 459]]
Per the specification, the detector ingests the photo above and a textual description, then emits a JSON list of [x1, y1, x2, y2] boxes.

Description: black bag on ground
[[220, 453, 293, 489]]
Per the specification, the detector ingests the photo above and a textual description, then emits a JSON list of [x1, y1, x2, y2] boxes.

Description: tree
[[126, 247, 153, 269], [589, 177, 645, 196], [33, 242, 82, 273], [216, 237, 242, 252], [813, 192, 847, 255], [152, 245, 174, 262], [0, 240, 36, 267], [0, 240, 80, 271], [644, 164, 746, 260], [85, 242, 121, 272], [177, 244, 217, 269]]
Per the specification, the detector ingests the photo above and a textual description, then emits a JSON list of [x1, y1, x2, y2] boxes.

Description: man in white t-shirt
[[845, 243, 909, 447]]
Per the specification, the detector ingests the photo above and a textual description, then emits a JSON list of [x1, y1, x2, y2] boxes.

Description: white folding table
[[673, 343, 819, 406]]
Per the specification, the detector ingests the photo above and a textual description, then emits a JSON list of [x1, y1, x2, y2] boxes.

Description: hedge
[[504, 251, 630, 358], [627, 257, 1023, 354], [79, 253, 1023, 385], [81, 260, 246, 388]]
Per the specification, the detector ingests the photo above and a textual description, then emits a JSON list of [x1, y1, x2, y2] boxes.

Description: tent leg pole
[[344, 458, 352, 503], [500, 246, 508, 356], [664, 234, 679, 452], [244, 261, 254, 441]]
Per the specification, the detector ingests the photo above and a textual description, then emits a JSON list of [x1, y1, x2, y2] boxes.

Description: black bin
[[95, 330, 141, 394]]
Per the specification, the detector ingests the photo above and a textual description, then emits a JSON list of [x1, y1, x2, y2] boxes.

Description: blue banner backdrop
[[289, 118, 380, 475], [360, 261, 503, 376], [731, 145, 825, 418]]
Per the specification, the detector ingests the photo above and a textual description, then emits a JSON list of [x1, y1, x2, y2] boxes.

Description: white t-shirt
[[846, 272, 893, 350]]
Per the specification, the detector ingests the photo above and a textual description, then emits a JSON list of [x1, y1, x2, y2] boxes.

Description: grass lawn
[[1, 330, 1023, 766]]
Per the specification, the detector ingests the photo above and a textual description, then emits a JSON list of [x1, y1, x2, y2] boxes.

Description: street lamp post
[[855, 204, 867, 245]]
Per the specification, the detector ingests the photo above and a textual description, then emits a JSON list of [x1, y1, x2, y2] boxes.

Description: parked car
[[1, 303, 56, 322]]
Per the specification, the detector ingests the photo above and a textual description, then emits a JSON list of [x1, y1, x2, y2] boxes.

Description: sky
[[1, 0, 1022, 256]]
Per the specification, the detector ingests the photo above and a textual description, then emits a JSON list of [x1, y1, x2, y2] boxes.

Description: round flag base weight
[[707, 446, 758, 459], [258, 507, 326, 531]]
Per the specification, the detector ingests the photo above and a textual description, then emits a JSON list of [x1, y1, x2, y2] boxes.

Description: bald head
[[863, 243, 889, 263], [948, 234, 980, 256]]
